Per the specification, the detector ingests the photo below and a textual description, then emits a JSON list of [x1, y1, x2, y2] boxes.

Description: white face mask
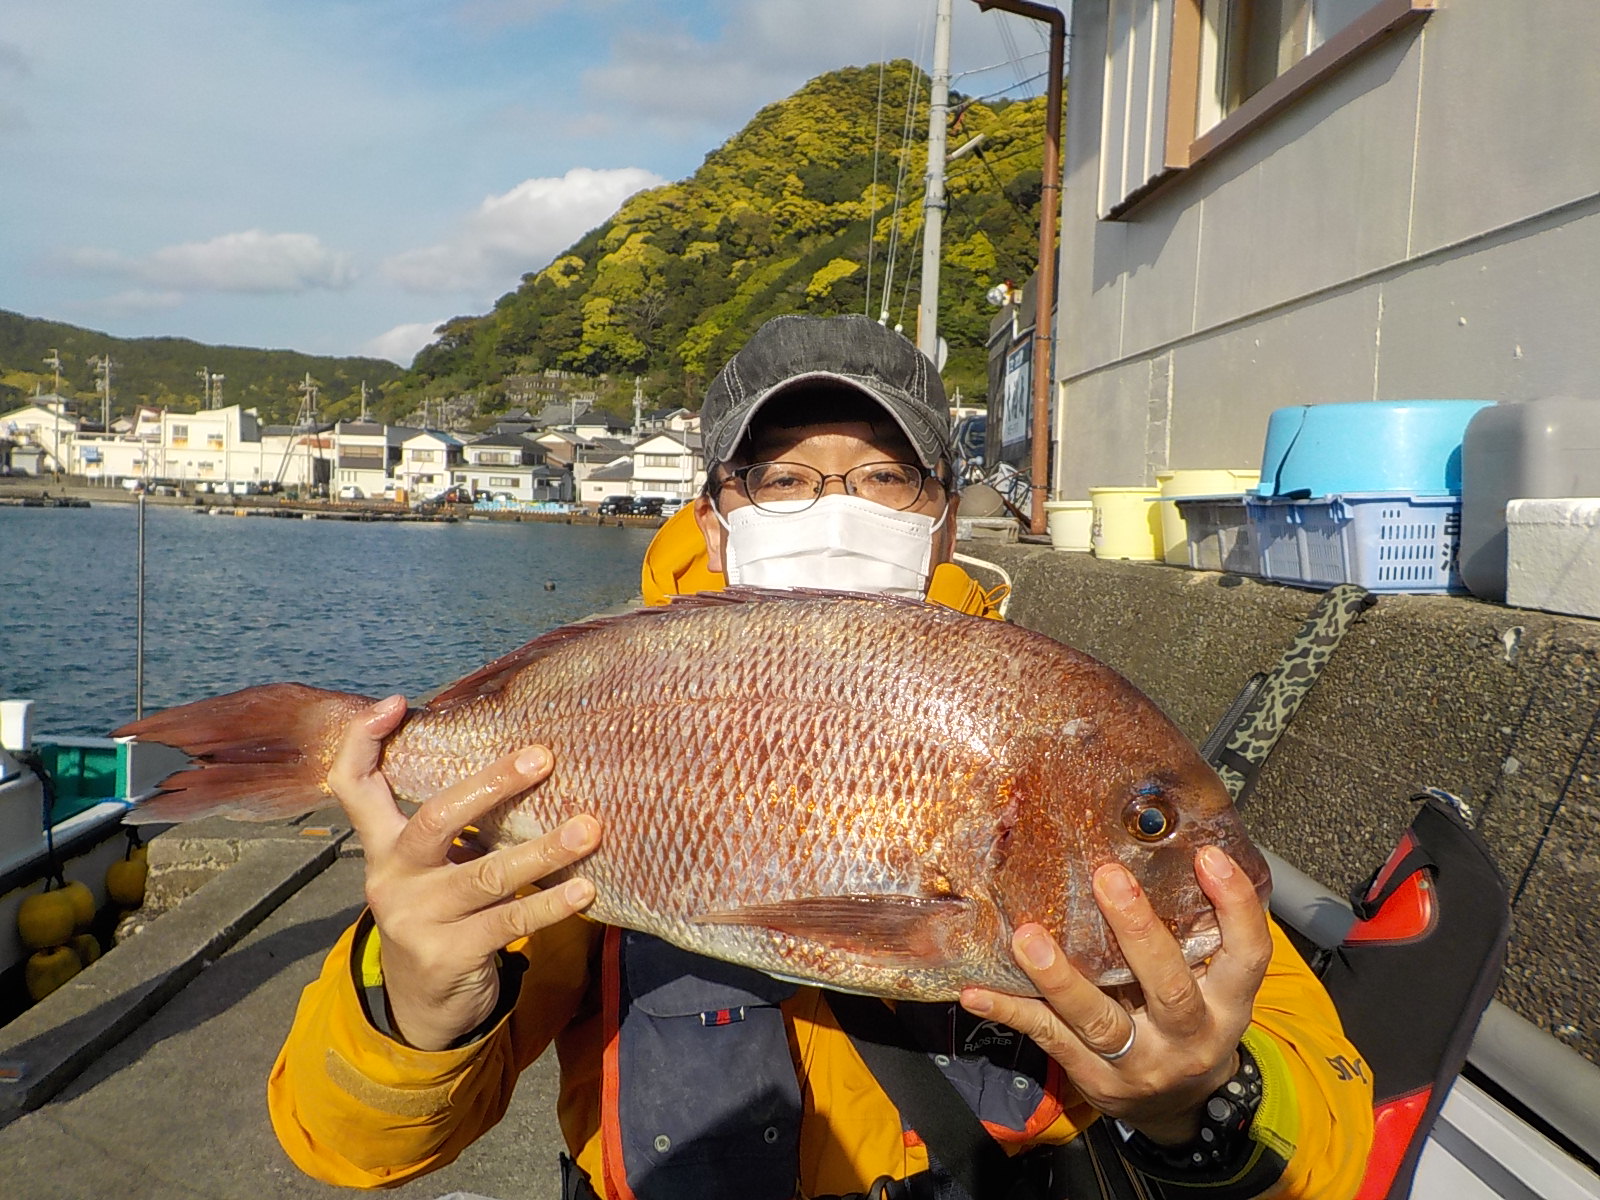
[[716, 493, 947, 597]]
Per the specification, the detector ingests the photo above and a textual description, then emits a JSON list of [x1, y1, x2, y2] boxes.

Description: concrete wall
[[1055, 0, 1600, 496], [960, 544, 1600, 1066]]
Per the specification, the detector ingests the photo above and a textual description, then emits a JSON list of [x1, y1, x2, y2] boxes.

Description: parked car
[[337, 485, 364, 500], [630, 496, 665, 517], [597, 494, 634, 516], [659, 497, 686, 517]]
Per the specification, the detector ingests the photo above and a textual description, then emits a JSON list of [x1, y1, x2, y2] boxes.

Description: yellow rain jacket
[[268, 508, 1374, 1197]]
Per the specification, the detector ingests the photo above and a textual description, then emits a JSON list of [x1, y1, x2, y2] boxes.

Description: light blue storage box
[[1247, 493, 1466, 594], [1258, 400, 1495, 497]]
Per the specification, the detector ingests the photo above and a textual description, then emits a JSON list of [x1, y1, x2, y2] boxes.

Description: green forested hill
[[0, 310, 404, 426], [402, 61, 1049, 415]]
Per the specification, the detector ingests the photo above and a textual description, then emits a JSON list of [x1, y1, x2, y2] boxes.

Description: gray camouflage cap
[[701, 314, 951, 470]]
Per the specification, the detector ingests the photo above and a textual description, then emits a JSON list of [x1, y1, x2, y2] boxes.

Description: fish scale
[[117, 589, 1272, 1000]]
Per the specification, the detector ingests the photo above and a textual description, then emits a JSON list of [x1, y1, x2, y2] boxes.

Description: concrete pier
[[962, 545, 1600, 1066]]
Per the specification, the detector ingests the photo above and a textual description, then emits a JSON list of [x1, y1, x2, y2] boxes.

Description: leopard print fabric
[[1213, 584, 1376, 804]]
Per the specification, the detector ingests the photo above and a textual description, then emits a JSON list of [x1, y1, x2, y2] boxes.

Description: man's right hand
[[327, 694, 601, 1052]]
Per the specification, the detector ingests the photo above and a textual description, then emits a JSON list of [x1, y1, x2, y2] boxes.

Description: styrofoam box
[[1505, 498, 1600, 619]]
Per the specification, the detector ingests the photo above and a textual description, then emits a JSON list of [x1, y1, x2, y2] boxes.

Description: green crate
[[37, 740, 127, 823]]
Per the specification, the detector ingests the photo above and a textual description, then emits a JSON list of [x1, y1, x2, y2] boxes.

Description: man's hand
[[328, 695, 602, 1052], [959, 846, 1272, 1145]]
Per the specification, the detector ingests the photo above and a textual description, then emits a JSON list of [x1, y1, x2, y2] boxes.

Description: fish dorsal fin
[[423, 588, 934, 711], [423, 610, 656, 710]]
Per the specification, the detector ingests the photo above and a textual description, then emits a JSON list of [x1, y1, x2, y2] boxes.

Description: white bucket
[[1044, 500, 1093, 551], [1156, 469, 1261, 564], [0, 699, 35, 752]]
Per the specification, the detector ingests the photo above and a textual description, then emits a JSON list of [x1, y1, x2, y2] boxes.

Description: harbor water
[[0, 504, 656, 737]]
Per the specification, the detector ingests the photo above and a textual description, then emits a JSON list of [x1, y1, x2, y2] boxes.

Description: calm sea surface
[[0, 503, 656, 737]]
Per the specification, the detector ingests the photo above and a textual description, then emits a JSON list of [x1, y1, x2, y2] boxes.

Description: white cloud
[[94, 289, 186, 316], [580, 0, 1021, 131], [363, 320, 446, 367], [381, 166, 666, 295], [65, 230, 356, 294]]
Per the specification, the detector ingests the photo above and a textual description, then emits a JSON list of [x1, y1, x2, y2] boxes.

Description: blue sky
[[1, 1, 1060, 365]]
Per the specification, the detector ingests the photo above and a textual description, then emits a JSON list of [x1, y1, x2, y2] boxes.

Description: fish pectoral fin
[[693, 895, 973, 965]]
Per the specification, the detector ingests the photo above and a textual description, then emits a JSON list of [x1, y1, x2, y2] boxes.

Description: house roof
[[533, 399, 593, 426], [634, 430, 703, 452], [586, 460, 634, 482], [468, 430, 534, 448]]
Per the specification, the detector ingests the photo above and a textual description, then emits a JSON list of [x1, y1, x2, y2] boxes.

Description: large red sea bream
[[116, 589, 1271, 1000]]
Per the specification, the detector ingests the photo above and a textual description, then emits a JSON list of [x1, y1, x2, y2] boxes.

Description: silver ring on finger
[[1098, 1022, 1137, 1062]]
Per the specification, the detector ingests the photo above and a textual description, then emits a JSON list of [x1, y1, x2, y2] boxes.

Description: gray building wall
[[1055, 1, 1600, 496]]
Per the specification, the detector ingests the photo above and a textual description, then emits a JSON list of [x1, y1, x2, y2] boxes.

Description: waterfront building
[[579, 458, 634, 508], [398, 430, 464, 499], [334, 421, 415, 498], [457, 431, 571, 502], [629, 429, 704, 503], [0, 397, 79, 475]]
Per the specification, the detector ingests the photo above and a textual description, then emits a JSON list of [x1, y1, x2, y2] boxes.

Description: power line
[[951, 49, 1049, 83]]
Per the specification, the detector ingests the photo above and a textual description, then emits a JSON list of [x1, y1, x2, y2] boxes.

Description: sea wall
[[959, 543, 1600, 1066]]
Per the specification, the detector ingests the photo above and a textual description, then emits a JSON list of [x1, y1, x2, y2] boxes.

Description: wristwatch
[[1114, 1042, 1265, 1177]]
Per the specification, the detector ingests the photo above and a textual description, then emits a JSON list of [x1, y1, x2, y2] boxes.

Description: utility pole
[[975, 0, 1065, 535], [90, 354, 114, 433], [359, 381, 370, 423], [633, 375, 643, 436], [44, 348, 63, 479], [294, 373, 321, 493], [917, 0, 954, 365]]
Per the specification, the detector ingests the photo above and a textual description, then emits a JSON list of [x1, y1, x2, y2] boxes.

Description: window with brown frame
[[1099, 0, 1433, 218]]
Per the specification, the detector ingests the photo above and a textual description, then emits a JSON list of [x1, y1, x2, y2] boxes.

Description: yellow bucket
[[1155, 470, 1260, 564], [1043, 499, 1093, 551], [1090, 486, 1163, 560]]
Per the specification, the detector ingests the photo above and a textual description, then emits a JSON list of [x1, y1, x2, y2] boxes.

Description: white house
[[630, 430, 704, 502], [334, 420, 414, 498], [398, 430, 463, 498], [458, 432, 553, 502], [580, 458, 634, 507], [0, 398, 79, 475]]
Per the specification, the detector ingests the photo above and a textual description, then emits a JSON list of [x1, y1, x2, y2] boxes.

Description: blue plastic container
[[1258, 400, 1495, 498]]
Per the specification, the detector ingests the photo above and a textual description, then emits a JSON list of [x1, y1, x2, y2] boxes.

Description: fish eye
[[1124, 791, 1177, 842]]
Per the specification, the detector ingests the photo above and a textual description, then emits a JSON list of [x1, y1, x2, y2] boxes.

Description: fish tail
[[114, 683, 377, 825]]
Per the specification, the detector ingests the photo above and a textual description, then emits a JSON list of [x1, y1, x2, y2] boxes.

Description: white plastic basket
[[1246, 493, 1465, 594], [1174, 497, 1256, 573]]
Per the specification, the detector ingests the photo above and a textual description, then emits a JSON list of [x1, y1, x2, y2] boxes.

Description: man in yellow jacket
[[268, 315, 1373, 1198]]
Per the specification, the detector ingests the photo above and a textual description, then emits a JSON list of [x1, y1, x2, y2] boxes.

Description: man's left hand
[[959, 845, 1272, 1145]]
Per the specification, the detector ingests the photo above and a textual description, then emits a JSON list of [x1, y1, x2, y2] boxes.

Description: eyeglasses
[[719, 460, 945, 513]]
